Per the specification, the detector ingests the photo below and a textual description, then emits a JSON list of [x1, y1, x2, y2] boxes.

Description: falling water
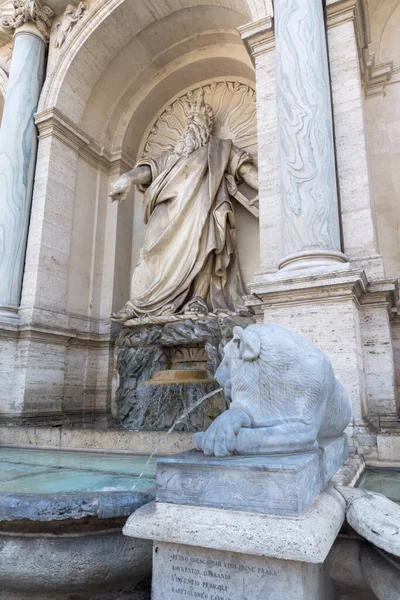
[[131, 386, 223, 490]]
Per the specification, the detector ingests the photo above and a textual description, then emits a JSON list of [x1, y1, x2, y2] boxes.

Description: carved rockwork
[[115, 315, 253, 431], [54, 2, 87, 49], [2, 0, 54, 39]]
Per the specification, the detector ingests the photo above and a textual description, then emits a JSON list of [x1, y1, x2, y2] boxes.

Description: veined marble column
[[0, 1, 53, 322], [274, 0, 347, 271]]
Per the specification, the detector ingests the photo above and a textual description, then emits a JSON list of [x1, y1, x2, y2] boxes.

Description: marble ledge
[[0, 426, 195, 456], [17, 305, 112, 334], [124, 458, 364, 564], [248, 272, 398, 316], [248, 267, 369, 298], [0, 313, 113, 346]]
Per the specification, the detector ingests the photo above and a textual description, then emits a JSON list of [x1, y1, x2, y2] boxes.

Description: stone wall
[[365, 0, 400, 278]]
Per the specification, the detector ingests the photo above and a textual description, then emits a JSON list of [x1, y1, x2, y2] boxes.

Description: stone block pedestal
[[156, 436, 348, 516], [124, 456, 362, 600], [124, 490, 344, 600]]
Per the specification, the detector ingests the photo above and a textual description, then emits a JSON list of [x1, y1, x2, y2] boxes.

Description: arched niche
[[365, 0, 400, 277], [60, 1, 260, 321], [369, 0, 400, 65]]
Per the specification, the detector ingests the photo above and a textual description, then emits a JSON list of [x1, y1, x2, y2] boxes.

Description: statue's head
[[215, 326, 261, 402], [174, 89, 214, 156]]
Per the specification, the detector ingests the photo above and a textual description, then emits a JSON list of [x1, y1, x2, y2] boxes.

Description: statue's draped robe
[[128, 136, 253, 317]]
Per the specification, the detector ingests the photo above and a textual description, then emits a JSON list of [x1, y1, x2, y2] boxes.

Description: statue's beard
[[174, 118, 212, 156]]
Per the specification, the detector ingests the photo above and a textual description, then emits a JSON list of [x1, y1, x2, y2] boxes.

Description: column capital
[[1, 0, 54, 41], [238, 16, 274, 63]]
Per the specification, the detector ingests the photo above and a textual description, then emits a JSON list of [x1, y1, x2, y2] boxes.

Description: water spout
[[131, 386, 223, 490]]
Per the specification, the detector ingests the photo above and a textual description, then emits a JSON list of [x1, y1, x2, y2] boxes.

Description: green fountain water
[[0, 447, 156, 494]]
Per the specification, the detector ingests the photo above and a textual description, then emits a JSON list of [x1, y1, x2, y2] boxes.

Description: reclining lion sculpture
[[195, 324, 352, 457]]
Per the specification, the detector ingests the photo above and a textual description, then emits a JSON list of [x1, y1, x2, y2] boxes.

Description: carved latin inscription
[[152, 543, 294, 600]]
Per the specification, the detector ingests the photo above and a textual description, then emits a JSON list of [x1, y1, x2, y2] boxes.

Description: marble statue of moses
[[109, 89, 259, 322]]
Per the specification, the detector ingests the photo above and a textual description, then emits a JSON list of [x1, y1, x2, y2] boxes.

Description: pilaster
[[326, 0, 384, 278], [239, 17, 281, 275]]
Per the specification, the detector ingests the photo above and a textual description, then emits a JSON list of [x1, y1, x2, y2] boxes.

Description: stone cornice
[[247, 269, 369, 308], [35, 107, 135, 174], [0, 318, 114, 347], [361, 279, 399, 319], [238, 16, 274, 63], [364, 53, 394, 97]]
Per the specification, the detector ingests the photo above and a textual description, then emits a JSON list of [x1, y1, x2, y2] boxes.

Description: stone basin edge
[[0, 488, 155, 522]]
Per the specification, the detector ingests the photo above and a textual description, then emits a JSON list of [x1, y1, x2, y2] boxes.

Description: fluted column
[[274, 0, 347, 271], [0, 0, 53, 322]]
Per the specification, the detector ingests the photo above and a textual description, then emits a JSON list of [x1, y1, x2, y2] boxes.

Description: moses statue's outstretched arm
[[109, 165, 152, 203]]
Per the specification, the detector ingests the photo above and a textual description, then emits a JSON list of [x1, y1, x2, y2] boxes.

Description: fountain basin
[[358, 467, 400, 504], [0, 447, 156, 600]]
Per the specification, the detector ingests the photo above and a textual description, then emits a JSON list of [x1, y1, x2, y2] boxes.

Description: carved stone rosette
[[2, 0, 54, 40]]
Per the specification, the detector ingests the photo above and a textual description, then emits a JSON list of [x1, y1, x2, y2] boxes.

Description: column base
[[278, 249, 348, 272], [0, 305, 19, 324]]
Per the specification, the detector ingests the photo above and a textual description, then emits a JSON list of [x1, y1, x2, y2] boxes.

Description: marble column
[[0, 2, 53, 322], [274, 0, 347, 271]]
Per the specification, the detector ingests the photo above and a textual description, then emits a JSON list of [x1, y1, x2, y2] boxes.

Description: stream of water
[[131, 386, 223, 490]]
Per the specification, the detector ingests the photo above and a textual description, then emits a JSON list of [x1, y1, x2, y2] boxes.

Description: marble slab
[[151, 542, 333, 600], [156, 436, 348, 516], [319, 434, 348, 486], [156, 450, 321, 516]]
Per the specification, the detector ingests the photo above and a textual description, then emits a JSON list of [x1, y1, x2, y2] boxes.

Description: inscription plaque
[[152, 542, 327, 600]]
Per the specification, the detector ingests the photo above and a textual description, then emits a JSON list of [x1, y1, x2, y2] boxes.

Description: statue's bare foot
[[111, 302, 136, 322], [183, 296, 209, 316]]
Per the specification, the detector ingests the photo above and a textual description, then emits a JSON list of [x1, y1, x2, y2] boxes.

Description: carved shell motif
[[141, 80, 257, 160]]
